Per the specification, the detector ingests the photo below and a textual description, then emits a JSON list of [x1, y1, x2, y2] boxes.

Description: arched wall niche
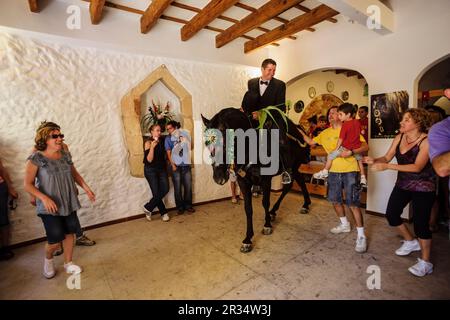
[[121, 65, 193, 177]]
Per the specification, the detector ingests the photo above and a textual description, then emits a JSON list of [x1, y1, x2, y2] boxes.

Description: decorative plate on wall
[[326, 81, 334, 93], [308, 87, 316, 98], [294, 100, 304, 113], [341, 91, 349, 101]]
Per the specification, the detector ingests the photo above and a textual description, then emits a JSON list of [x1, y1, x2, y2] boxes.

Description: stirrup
[[281, 171, 292, 184]]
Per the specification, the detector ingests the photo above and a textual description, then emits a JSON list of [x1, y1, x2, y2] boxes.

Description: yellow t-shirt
[[313, 127, 366, 173]]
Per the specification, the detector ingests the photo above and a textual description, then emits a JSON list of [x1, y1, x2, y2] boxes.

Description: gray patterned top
[[28, 151, 81, 216]]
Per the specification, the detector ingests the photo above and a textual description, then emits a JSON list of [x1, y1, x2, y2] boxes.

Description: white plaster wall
[[286, 71, 368, 124], [269, 0, 450, 216], [0, 32, 258, 244]]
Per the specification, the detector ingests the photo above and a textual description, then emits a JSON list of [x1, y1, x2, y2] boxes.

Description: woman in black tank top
[[363, 109, 436, 277], [143, 124, 170, 222]]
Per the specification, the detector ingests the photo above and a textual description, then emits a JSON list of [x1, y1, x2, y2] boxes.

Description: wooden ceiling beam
[[181, 0, 239, 41], [295, 4, 338, 23], [244, 4, 339, 53], [141, 0, 174, 34], [89, 0, 106, 24], [217, 0, 303, 48], [172, 1, 296, 41], [90, 1, 279, 47], [234, 1, 315, 33], [28, 0, 39, 12]]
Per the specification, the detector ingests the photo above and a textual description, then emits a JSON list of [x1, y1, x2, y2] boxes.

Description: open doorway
[[417, 54, 450, 115], [286, 68, 369, 205], [416, 54, 450, 233]]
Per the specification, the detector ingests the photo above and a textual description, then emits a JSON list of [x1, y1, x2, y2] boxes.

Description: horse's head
[[201, 112, 230, 186]]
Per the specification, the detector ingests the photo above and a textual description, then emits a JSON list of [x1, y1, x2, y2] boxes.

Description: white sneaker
[[313, 169, 329, 180], [281, 171, 292, 184], [143, 206, 152, 221], [395, 239, 421, 256], [355, 236, 367, 253], [408, 258, 433, 277], [360, 175, 367, 187], [64, 262, 83, 275], [162, 213, 170, 222], [43, 258, 55, 279], [231, 197, 238, 204], [330, 223, 351, 234]]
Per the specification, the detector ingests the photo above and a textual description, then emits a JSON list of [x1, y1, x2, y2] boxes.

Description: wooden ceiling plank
[[28, 0, 39, 12], [141, 0, 175, 34], [181, 0, 240, 41], [89, 0, 106, 24], [244, 4, 339, 53], [92, 1, 280, 47], [172, 2, 297, 40], [295, 4, 338, 23], [217, 0, 303, 48], [234, 2, 315, 33]]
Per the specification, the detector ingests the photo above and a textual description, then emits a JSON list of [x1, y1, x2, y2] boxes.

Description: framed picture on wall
[[371, 91, 409, 139]]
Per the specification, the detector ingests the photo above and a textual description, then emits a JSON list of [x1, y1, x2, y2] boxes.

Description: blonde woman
[[24, 122, 95, 279], [364, 109, 435, 277]]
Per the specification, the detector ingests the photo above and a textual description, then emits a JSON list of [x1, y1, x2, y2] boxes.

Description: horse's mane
[[209, 108, 251, 130]]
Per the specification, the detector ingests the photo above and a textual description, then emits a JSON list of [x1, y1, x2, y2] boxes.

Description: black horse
[[202, 108, 310, 253]]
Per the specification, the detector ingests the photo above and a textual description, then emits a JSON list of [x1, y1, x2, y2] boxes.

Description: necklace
[[405, 134, 421, 144]]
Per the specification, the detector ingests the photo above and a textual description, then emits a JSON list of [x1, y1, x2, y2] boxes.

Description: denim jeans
[[144, 166, 169, 215], [327, 171, 360, 207], [172, 165, 193, 210]]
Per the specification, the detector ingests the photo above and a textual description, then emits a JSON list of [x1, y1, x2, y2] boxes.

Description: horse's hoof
[[299, 207, 309, 214], [262, 227, 273, 235], [270, 214, 276, 222], [240, 244, 252, 253]]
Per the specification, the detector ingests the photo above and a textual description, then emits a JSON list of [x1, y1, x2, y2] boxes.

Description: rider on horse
[[240, 90, 308, 185]]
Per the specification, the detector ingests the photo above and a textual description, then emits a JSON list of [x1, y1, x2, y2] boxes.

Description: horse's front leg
[[293, 170, 311, 214], [261, 177, 273, 235], [269, 181, 292, 220], [238, 178, 254, 253]]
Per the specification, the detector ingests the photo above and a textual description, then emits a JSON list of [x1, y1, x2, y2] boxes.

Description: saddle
[[251, 107, 307, 149]]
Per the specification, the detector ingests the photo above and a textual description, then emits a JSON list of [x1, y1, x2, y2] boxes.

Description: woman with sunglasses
[[0, 157, 18, 260], [24, 122, 95, 279]]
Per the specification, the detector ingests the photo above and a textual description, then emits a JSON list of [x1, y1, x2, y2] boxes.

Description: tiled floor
[[1, 193, 449, 300]]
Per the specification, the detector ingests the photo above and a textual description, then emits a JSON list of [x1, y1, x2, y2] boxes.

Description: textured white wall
[[0, 32, 258, 244]]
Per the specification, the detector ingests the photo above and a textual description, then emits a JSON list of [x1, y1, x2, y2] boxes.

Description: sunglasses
[[50, 134, 64, 139]]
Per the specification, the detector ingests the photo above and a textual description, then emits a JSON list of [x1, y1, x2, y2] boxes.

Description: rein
[[257, 104, 307, 148]]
